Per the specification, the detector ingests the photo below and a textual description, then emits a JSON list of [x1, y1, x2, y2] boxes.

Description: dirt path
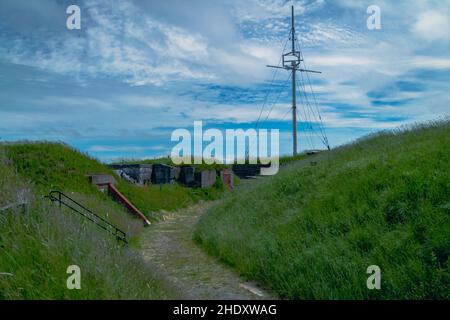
[[140, 202, 274, 300]]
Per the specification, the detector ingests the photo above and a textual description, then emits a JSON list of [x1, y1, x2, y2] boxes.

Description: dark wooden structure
[[151, 164, 172, 184], [179, 166, 196, 186]]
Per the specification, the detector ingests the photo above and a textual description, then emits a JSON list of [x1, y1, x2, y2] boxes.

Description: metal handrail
[[46, 190, 128, 244]]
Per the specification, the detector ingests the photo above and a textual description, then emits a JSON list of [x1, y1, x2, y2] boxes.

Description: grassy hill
[[5, 142, 221, 223], [0, 141, 224, 299], [0, 149, 177, 299], [194, 119, 450, 299]]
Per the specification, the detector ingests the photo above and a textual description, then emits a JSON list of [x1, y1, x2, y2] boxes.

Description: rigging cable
[[255, 36, 290, 129], [297, 68, 325, 145], [296, 76, 316, 150], [295, 37, 331, 149], [282, 107, 293, 120], [297, 106, 315, 151], [262, 72, 292, 124]]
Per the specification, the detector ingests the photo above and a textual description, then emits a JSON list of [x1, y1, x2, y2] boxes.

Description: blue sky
[[0, 0, 449, 162]]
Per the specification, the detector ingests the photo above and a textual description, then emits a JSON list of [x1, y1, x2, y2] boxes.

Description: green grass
[[116, 180, 223, 219], [5, 142, 109, 194], [194, 119, 450, 299], [111, 156, 230, 172], [0, 141, 225, 299], [278, 153, 310, 166], [0, 154, 177, 299], [4, 142, 222, 221]]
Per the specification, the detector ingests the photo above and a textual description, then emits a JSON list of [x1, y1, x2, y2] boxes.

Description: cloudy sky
[[0, 0, 449, 161]]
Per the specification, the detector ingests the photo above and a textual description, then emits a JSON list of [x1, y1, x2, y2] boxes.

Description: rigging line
[[295, 37, 330, 148], [282, 106, 293, 120], [262, 71, 292, 124], [294, 39, 323, 129], [302, 65, 329, 147], [293, 38, 322, 130], [298, 71, 320, 131], [296, 67, 316, 129], [301, 108, 315, 151], [296, 76, 318, 149], [296, 75, 314, 131], [299, 53, 324, 126], [255, 36, 290, 129], [295, 72, 315, 145], [297, 46, 329, 148], [303, 60, 330, 147], [296, 55, 328, 147], [298, 105, 315, 151], [296, 105, 314, 151], [297, 73, 327, 147]]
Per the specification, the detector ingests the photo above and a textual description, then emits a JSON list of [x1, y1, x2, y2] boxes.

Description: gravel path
[[140, 202, 274, 300]]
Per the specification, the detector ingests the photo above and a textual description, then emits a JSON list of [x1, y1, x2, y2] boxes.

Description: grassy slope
[[117, 181, 222, 216], [194, 120, 450, 299], [1, 141, 223, 299], [0, 152, 177, 299], [5, 142, 221, 222]]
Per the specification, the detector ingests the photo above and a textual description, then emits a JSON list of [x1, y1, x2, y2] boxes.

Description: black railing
[[46, 190, 128, 244]]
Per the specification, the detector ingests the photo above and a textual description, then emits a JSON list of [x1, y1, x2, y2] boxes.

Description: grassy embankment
[[194, 119, 450, 299], [5, 142, 223, 223], [0, 146, 177, 299], [0, 141, 225, 299]]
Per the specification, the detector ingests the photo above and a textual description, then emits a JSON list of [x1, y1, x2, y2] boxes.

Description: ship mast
[[267, 5, 321, 156]]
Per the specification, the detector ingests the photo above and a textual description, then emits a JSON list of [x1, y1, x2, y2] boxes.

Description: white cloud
[[410, 57, 450, 69], [412, 11, 450, 41], [308, 55, 377, 67]]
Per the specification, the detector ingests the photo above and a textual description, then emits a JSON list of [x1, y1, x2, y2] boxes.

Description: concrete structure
[[108, 164, 152, 185], [87, 174, 116, 192], [195, 170, 216, 189]]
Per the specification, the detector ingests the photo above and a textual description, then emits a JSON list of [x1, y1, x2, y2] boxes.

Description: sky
[[0, 0, 449, 162]]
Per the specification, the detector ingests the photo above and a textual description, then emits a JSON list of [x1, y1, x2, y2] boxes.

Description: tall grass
[[117, 181, 223, 220], [0, 156, 177, 299], [5, 141, 108, 194], [4, 142, 222, 221], [194, 119, 450, 299]]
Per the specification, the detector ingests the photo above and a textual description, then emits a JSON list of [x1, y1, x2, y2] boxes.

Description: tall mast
[[291, 6, 298, 155], [267, 5, 321, 156]]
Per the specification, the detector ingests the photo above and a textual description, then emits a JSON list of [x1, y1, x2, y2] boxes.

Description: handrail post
[[47, 190, 128, 245]]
